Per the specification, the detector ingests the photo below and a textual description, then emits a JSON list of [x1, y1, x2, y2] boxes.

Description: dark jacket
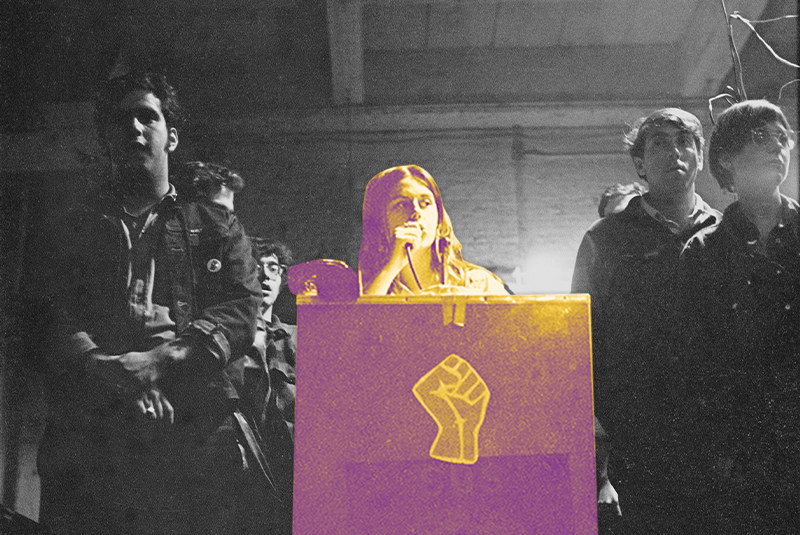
[[572, 195, 719, 445], [39, 190, 260, 473], [676, 195, 800, 530], [572, 194, 720, 531], [680, 196, 800, 373], [236, 313, 296, 503]]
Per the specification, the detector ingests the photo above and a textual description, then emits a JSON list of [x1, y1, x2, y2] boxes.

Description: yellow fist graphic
[[413, 355, 490, 464]]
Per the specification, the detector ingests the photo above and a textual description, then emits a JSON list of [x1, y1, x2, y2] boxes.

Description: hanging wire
[[730, 12, 800, 69], [721, 0, 747, 102], [708, 1, 798, 124], [779, 79, 800, 101], [708, 92, 738, 126], [745, 14, 798, 25]]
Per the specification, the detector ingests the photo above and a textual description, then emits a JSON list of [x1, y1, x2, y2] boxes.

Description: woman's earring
[[434, 232, 445, 258]]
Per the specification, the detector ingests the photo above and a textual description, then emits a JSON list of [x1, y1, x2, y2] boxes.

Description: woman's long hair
[[358, 165, 472, 292]]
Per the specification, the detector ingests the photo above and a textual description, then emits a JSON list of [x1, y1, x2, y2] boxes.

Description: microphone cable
[[404, 243, 423, 290]]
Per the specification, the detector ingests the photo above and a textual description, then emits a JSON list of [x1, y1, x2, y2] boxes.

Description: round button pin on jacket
[[207, 258, 222, 273]]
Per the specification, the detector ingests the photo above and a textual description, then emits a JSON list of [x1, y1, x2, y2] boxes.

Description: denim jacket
[[42, 189, 260, 436]]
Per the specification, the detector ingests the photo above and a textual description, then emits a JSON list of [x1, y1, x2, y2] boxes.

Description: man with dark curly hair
[[233, 238, 296, 534], [176, 160, 246, 211], [572, 108, 721, 533], [38, 70, 261, 534]]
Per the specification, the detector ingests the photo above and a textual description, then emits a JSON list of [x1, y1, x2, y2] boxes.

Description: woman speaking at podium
[[359, 165, 507, 296]]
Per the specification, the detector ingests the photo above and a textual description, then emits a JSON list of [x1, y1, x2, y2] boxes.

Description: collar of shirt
[[162, 183, 178, 204], [257, 312, 290, 340], [723, 195, 800, 252], [118, 183, 178, 221], [639, 193, 711, 235], [119, 184, 179, 244], [149, 183, 179, 214]]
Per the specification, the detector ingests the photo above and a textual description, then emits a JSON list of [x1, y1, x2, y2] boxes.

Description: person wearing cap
[[37, 70, 261, 534], [676, 100, 799, 532], [571, 108, 721, 532]]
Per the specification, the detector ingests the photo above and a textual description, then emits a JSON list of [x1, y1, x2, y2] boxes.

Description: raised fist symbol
[[413, 354, 490, 464]]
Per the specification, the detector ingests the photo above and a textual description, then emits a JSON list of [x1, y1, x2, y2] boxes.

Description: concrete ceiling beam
[[678, 0, 769, 98], [327, 0, 365, 105]]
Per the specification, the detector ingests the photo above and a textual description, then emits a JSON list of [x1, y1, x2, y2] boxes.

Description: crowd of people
[[29, 65, 798, 534]]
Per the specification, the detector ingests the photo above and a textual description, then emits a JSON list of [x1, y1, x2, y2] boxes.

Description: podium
[[293, 294, 597, 534]]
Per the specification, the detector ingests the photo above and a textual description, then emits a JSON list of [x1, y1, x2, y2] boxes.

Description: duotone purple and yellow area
[[293, 295, 597, 534], [413, 354, 491, 465]]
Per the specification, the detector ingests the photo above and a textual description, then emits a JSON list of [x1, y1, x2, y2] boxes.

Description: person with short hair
[[38, 70, 261, 535], [231, 238, 296, 534], [178, 160, 245, 211], [359, 165, 506, 296], [677, 99, 799, 532], [572, 108, 721, 532]]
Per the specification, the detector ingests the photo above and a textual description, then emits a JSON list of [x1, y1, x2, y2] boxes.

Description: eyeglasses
[[260, 262, 286, 279], [751, 127, 797, 150]]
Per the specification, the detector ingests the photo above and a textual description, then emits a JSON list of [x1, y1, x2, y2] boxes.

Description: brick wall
[[210, 112, 797, 294], [4, 101, 798, 296]]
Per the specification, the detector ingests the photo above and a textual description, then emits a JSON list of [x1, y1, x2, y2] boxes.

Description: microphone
[[438, 237, 450, 285]]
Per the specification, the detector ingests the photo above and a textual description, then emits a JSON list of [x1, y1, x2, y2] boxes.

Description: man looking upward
[[571, 108, 721, 533]]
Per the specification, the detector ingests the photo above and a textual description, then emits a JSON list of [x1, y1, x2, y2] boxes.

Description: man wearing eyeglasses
[[676, 99, 800, 532], [235, 239, 296, 534], [571, 108, 721, 533]]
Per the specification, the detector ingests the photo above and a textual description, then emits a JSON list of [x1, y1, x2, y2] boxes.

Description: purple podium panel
[[294, 295, 597, 534]]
